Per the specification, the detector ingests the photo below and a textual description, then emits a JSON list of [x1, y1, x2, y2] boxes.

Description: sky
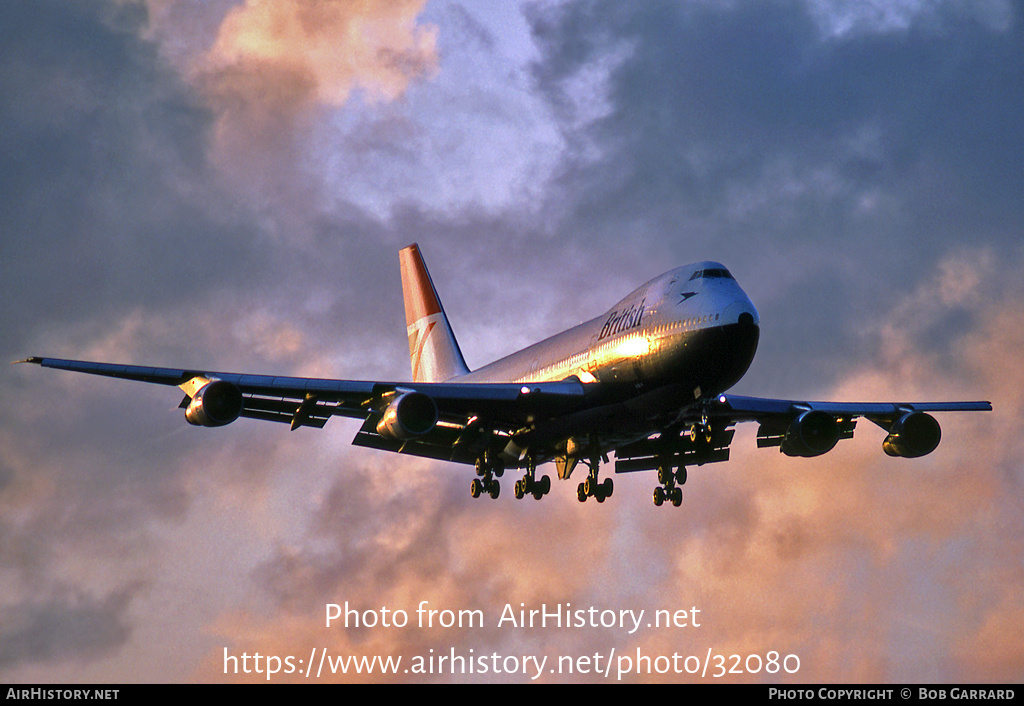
[[1, 0, 1022, 684]]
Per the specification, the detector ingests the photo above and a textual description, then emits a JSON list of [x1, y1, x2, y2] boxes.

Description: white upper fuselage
[[458, 262, 761, 398]]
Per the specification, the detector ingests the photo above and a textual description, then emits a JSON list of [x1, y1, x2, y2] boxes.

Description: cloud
[[195, 0, 438, 150], [188, 0, 438, 215], [804, 0, 1016, 39], [189, 459, 624, 683], [0, 588, 135, 669], [526, 0, 1023, 273], [205, 0, 437, 108]]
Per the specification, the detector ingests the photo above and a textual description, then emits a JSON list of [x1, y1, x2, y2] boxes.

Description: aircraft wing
[[711, 394, 993, 419], [14, 357, 588, 465], [613, 393, 990, 473], [17, 357, 992, 473], [711, 393, 991, 457]]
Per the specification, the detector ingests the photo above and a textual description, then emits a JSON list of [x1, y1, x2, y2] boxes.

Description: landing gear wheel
[[515, 455, 550, 501], [472, 453, 502, 500], [653, 459, 687, 509], [577, 451, 611, 504], [590, 478, 613, 502], [589, 478, 612, 502], [689, 423, 712, 445], [658, 465, 673, 485], [532, 475, 549, 500]]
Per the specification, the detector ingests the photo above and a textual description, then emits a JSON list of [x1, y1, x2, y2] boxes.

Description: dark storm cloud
[[0, 1, 423, 373], [0, 0, 198, 533], [0, 1, 454, 681], [0, 588, 134, 668], [528, 1, 1024, 243], [0, 1, 315, 677], [0, 0, 256, 354]]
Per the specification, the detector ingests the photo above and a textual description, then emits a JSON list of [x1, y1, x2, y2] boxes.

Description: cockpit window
[[688, 268, 734, 281]]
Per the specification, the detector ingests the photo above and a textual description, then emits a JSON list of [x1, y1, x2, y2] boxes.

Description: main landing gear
[[471, 452, 553, 501], [651, 420, 710, 508], [470, 451, 503, 500], [653, 461, 686, 508], [576, 455, 613, 503], [513, 455, 551, 500]]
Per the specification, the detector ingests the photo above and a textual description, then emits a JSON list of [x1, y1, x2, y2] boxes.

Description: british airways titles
[[599, 298, 646, 341]]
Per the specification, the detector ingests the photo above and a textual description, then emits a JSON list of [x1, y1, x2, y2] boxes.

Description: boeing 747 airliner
[[17, 244, 991, 507]]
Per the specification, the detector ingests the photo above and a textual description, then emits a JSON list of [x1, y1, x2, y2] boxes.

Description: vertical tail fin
[[399, 243, 470, 382]]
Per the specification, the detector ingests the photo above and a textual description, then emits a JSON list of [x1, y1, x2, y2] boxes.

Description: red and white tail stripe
[[399, 244, 469, 383]]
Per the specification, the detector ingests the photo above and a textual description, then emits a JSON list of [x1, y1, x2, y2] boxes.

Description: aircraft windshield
[[688, 268, 733, 281]]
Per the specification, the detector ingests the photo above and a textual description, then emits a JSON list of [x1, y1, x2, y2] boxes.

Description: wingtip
[[11, 357, 42, 365]]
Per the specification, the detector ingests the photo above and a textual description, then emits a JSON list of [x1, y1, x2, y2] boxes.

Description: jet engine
[[882, 411, 941, 458], [781, 410, 841, 457], [376, 391, 438, 440], [185, 380, 243, 427]]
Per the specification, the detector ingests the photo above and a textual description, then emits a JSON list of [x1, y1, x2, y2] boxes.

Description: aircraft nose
[[722, 299, 760, 328]]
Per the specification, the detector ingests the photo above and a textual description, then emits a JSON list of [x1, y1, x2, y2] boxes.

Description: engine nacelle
[[883, 411, 941, 458], [781, 410, 841, 458], [376, 391, 438, 440], [185, 380, 243, 427]]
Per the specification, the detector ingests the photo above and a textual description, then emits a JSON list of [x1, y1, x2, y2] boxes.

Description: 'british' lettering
[[599, 298, 646, 340]]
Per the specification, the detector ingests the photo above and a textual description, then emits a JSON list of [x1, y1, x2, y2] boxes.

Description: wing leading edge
[[713, 394, 993, 419]]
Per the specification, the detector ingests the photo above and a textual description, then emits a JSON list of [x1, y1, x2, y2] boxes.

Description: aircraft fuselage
[[462, 261, 760, 399], [453, 262, 760, 467]]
